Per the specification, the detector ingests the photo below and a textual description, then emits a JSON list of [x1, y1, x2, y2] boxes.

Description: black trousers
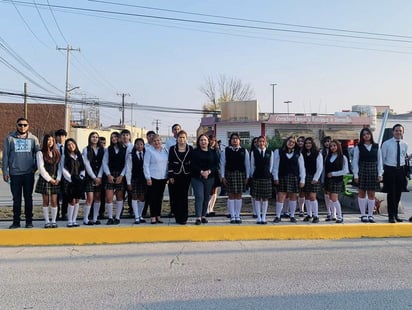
[[148, 178, 167, 217], [169, 174, 191, 223], [383, 166, 404, 219]]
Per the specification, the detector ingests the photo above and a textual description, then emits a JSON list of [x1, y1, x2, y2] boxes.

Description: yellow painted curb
[[0, 224, 411, 246]]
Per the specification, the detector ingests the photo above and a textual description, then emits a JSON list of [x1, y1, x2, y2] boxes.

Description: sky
[[1, 0, 412, 136]]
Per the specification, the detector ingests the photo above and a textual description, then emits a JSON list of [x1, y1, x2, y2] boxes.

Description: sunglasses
[[17, 124, 28, 127]]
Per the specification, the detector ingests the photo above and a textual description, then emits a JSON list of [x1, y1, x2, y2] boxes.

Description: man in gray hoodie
[[2, 117, 40, 228]]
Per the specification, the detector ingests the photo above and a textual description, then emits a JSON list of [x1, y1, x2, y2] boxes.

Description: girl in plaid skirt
[[35, 134, 61, 228], [250, 136, 273, 224], [272, 136, 306, 223], [324, 140, 349, 223], [102, 132, 126, 225], [352, 128, 383, 223], [301, 137, 323, 223], [82, 132, 105, 225], [220, 133, 250, 224]]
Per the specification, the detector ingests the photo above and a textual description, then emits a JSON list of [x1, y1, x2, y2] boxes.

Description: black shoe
[[230, 219, 236, 224], [134, 219, 140, 224], [252, 214, 258, 219], [44, 223, 52, 229], [201, 218, 208, 224], [312, 216, 319, 223], [113, 218, 120, 225], [106, 218, 114, 225], [9, 223, 20, 229], [368, 216, 375, 223], [72, 222, 80, 227], [280, 213, 290, 219], [235, 218, 242, 224], [395, 217, 403, 222], [67, 223, 73, 227], [336, 218, 344, 223], [206, 212, 215, 217], [273, 217, 281, 223], [156, 219, 163, 224], [388, 217, 396, 223], [93, 220, 101, 225], [25, 222, 33, 228], [409, 216, 412, 223], [256, 221, 262, 224], [325, 215, 332, 221], [361, 216, 368, 223], [290, 217, 297, 223], [299, 212, 305, 217], [139, 218, 146, 223], [83, 221, 94, 226], [261, 221, 267, 225], [303, 215, 311, 222], [195, 219, 201, 225], [51, 223, 58, 228], [176, 221, 187, 225]]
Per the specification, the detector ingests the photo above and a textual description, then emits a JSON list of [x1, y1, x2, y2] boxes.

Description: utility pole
[[23, 82, 28, 118], [270, 83, 277, 113], [117, 92, 130, 127], [57, 45, 80, 132], [152, 119, 161, 134]]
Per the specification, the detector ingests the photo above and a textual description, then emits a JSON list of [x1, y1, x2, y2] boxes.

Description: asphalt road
[[1, 239, 411, 309]]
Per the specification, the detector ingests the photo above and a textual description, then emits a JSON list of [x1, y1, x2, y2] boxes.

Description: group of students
[[14, 120, 411, 228]]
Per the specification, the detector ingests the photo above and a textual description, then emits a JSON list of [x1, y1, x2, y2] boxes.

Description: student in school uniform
[[55, 129, 67, 221], [126, 138, 147, 224], [82, 131, 105, 225], [250, 136, 273, 224], [102, 132, 126, 225], [35, 134, 61, 228], [61, 138, 86, 227], [220, 133, 250, 224], [324, 139, 349, 223], [352, 128, 383, 223], [301, 137, 323, 223], [272, 136, 305, 223]]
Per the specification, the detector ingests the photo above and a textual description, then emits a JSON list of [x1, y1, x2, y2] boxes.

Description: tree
[[200, 74, 255, 115]]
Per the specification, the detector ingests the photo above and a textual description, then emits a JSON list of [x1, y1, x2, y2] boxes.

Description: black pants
[[383, 166, 404, 219], [169, 174, 191, 223], [148, 178, 167, 217]]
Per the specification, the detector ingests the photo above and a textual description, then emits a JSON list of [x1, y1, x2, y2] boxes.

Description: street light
[[284, 100, 292, 115], [270, 83, 277, 113]]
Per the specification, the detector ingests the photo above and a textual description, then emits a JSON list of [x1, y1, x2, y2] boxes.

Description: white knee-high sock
[[305, 200, 312, 217], [72, 203, 80, 223], [67, 204, 74, 224], [51, 207, 57, 223], [312, 200, 319, 217], [282, 199, 289, 214], [276, 202, 283, 218], [228, 199, 235, 219], [93, 202, 101, 222], [132, 200, 138, 220], [324, 194, 331, 215], [254, 200, 261, 222], [289, 200, 297, 218], [358, 197, 367, 216], [83, 204, 91, 223], [235, 199, 242, 218], [367, 199, 375, 217], [298, 197, 305, 212], [106, 203, 113, 219], [137, 200, 145, 219], [333, 201, 342, 220], [43, 206, 50, 223], [261, 201, 268, 222], [115, 200, 124, 220]]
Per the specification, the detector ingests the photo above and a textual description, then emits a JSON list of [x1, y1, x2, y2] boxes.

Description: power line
[[33, 0, 59, 46], [88, 0, 412, 40], [5, 0, 412, 44]]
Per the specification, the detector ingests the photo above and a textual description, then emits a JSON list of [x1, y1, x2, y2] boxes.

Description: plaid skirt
[[225, 170, 246, 194], [303, 174, 321, 194], [358, 161, 380, 191], [324, 178, 344, 194], [105, 171, 125, 191], [63, 179, 85, 200], [277, 174, 299, 193], [35, 176, 60, 195], [131, 179, 147, 196], [251, 178, 272, 199], [84, 178, 102, 193]]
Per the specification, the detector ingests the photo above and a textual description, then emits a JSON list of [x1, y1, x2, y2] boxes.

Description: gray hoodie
[[2, 130, 40, 176]]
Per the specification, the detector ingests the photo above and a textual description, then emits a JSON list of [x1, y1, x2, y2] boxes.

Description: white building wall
[[216, 123, 261, 148], [376, 117, 412, 150]]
